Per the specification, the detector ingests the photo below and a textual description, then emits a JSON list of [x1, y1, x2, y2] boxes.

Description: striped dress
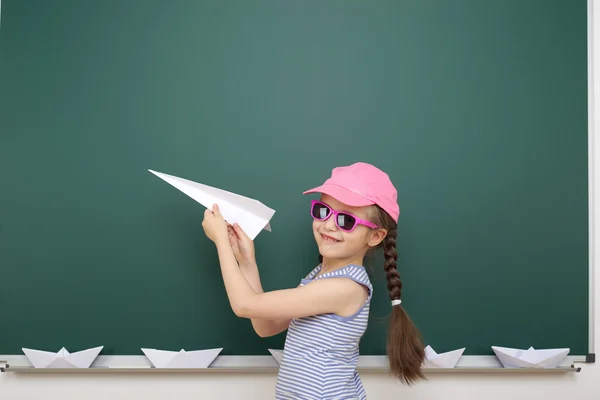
[[275, 264, 373, 400]]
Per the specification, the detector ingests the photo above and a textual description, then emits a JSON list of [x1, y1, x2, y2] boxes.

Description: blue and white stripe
[[275, 264, 373, 400]]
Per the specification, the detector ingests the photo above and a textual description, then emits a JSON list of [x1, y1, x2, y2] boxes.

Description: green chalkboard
[[0, 0, 589, 356]]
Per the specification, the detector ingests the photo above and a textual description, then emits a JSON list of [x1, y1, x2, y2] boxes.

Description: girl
[[202, 162, 425, 399]]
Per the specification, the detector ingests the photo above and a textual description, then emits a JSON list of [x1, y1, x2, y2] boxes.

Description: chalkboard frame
[[0, 0, 595, 369]]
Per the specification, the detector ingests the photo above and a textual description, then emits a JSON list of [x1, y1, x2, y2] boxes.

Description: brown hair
[[371, 205, 425, 385], [318, 205, 425, 384]]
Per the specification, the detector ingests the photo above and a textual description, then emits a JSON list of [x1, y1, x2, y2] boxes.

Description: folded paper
[[423, 345, 465, 368], [269, 349, 284, 364], [149, 169, 275, 240], [22, 346, 103, 368], [141, 348, 223, 368], [491, 346, 570, 368]]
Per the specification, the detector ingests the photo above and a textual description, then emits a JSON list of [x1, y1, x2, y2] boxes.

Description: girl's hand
[[202, 204, 229, 245], [227, 222, 256, 266]]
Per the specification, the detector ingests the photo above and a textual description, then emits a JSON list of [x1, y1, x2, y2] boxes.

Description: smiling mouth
[[321, 233, 341, 243]]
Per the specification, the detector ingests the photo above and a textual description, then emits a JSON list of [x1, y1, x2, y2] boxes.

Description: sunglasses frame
[[310, 200, 380, 232]]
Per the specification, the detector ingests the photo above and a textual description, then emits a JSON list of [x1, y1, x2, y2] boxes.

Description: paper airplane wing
[[66, 346, 103, 368], [149, 169, 275, 240]]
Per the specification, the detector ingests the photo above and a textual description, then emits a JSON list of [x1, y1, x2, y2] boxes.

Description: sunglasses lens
[[337, 213, 357, 231], [312, 202, 331, 220]]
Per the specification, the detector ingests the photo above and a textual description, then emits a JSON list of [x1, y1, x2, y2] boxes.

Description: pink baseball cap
[[303, 162, 400, 222]]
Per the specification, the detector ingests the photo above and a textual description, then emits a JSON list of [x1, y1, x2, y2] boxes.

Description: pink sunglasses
[[310, 200, 379, 232]]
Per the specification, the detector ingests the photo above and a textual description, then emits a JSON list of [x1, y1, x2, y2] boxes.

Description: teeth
[[322, 235, 338, 242]]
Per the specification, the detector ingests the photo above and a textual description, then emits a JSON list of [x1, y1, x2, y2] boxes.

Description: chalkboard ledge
[[0, 355, 584, 374], [0, 364, 582, 374]]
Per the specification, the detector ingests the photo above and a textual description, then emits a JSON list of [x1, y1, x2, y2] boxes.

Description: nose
[[323, 212, 338, 231]]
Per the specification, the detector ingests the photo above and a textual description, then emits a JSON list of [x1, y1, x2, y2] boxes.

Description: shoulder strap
[[304, 264, 322, 280], [313, 265, 373, 300]]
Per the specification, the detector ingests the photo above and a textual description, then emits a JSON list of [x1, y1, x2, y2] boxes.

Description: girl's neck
[[320, 256, 364, 274]]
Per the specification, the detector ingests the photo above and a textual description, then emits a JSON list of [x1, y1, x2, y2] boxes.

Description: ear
[[367, 228, 387, 248]]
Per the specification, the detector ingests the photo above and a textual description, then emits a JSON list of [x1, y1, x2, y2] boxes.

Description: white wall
[[2, 2, 599, 400]]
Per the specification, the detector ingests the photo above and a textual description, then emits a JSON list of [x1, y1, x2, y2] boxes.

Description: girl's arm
[[238, 260, 291, 337], [216, 240, 366, 320], [202, 205, 366, 321]]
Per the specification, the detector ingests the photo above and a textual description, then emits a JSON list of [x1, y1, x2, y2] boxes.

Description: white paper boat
[[423, 345, 465, 368], [268, 349, 284, 364], [491, 346, 570, 368], [149, 169, 276, 240], [22, 346, 103, 368], [141, 348, 223, 368]]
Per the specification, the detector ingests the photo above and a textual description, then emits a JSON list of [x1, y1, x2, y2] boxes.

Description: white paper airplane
[[22, 346, 103, 368], [491, 346, 570, 368], [268, 349, 284, 364], [423, 345, 465, 368], [141, 348, 223, 368], [148, 169, 275, 240]]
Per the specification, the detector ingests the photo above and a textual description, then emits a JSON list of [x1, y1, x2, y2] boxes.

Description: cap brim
[[303, 184, 374, 207]]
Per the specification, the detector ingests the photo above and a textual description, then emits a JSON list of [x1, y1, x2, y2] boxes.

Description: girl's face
[[312, 194, 387, 266]]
